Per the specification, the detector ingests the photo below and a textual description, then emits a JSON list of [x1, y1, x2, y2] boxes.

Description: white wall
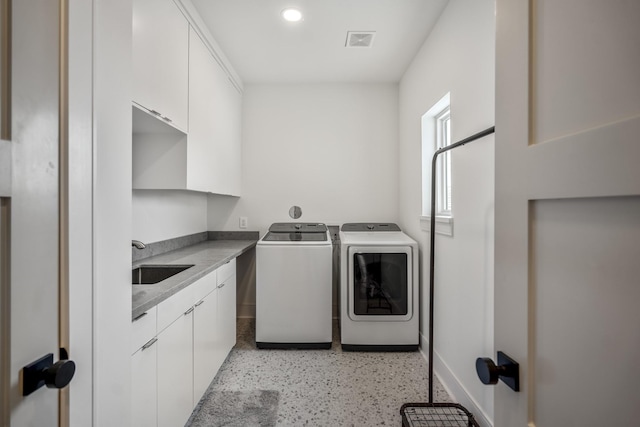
[[208, 83, 400, 317], [93, 0, 133, 424], [208, 83, 400, 233], [132, 190, 208, 243], [398, 0, 495, 424]]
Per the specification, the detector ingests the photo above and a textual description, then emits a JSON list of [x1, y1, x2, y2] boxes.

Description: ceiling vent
[[345, 31, 376, 48]]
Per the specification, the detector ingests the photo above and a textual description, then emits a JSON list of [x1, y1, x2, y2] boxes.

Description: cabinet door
[[193, 289, 218, 403], [157, 310, 193, 427], [187, 28, 242, 195], [217, 273, 237, 362], [132, 340, 158, 427], [217, 67, 242, 196], [132, 0, 188, 131]]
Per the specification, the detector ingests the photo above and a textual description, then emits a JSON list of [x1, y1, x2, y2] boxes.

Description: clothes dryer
[[340, 223, 419, 351]]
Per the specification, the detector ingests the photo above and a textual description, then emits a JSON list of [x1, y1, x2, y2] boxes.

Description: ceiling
[[190, 0, 449, 84]]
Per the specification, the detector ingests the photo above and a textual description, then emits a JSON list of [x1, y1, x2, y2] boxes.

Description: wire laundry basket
[[400, 402, 479, 427], [400, 127, 495, 427]]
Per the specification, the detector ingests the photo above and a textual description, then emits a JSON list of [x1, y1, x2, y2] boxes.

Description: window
[[435, 107, 452, 215], [421, 93, 453, 236]]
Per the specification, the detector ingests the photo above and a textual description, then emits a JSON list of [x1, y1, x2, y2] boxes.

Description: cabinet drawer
[[157, 285, 194, 333], [191, 270, 217, 303], [132, 306, 157, 354], [217, 258, 236, 285]]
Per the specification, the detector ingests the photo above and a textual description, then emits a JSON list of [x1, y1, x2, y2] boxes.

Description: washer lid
[[268, 222, 328, 233], [263, 232, 327, 242], [341, 223, 401, 232]]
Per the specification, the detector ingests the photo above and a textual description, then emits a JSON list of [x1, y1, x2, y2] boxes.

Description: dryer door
[[347, 246, 413, 322]]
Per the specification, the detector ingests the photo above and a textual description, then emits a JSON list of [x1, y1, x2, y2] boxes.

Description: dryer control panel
[[341, 223, 401, 232]]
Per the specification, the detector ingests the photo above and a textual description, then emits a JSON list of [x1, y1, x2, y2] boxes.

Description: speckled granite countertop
[[132, 239, 257, 319]]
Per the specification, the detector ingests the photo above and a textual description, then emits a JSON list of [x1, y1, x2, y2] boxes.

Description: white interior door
[[1, 0, 74, 425], [494, 0, 640, 425]]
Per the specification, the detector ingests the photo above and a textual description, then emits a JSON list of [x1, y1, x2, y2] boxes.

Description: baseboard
[[237, 303, 255, 319], [419, 332, 493, 427]]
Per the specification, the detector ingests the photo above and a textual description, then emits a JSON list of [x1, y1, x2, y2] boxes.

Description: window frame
[[435, 106, 452, 216], [420, 93, 454, 236]]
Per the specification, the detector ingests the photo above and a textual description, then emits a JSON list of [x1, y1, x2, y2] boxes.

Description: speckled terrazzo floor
[[186, 318, 451, 427]]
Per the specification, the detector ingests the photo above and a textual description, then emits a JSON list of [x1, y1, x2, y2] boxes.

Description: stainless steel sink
[[132, 264, 194, 285]]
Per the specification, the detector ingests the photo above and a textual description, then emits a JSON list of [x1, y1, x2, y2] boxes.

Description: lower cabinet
[[157, 308, 194, 427], [132, 338, 157, 427], [131, 259, 237, 427], [216, 272, 237, 369], [193, 287, 218, 401]]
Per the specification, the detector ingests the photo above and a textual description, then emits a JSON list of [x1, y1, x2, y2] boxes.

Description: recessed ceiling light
[[281, 8, 303, 22]]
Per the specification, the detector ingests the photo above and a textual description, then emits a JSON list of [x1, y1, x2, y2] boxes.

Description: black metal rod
[[428, 126, 494, 403]]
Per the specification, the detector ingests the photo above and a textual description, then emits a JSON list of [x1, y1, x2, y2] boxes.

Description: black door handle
[[22, 353, 76, 396], [475, 351, 520, 392]]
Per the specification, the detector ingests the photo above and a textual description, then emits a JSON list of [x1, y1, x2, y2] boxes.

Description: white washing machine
[[256, 223, 332, 349], [340, 223, 419, 351]]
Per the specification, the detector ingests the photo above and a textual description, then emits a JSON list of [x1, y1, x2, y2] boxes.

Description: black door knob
[[22, 353, 76, 396], [43, 359, 76, 389], [475, 357, 501, 385], [475, 351, 520, 392]]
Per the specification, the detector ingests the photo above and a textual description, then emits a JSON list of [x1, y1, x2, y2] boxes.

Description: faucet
[[132, 240, 146, 249]]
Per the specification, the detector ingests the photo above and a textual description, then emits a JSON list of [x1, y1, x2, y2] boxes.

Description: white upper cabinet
[[131, 17, 242, 196], [132, 0, 189, 132], [188, 28, 242, 196]]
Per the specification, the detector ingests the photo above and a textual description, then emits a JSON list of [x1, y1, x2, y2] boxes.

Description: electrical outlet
[[239, 217, 248, 229]]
